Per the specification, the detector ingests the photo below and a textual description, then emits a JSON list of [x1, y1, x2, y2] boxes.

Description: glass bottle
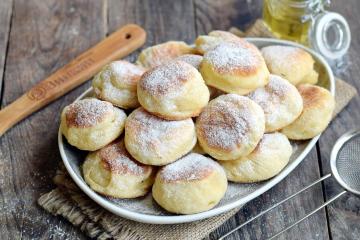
[[263, 0, 351, 63]]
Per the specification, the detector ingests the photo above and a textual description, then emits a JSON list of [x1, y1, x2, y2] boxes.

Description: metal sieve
[[219, 129, 360, 240]]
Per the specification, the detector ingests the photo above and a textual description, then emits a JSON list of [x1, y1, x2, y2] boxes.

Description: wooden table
[[0, 0, 359, 239]]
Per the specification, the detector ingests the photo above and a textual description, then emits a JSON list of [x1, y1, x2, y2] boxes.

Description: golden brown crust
[[297, 84, 325, 108], [99, 141, 152, 176], [280, 84, 335, 140], [261, 45, 316, 85]]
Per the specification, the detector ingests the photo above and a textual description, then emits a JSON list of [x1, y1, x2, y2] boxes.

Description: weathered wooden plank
[[0, 0, 13, 103], [318, 1, 360, 239], [194, 0, 262, 34], [0, 0, 106, 239], [194, 0, 330, 239], [107, 0, 197, 63]]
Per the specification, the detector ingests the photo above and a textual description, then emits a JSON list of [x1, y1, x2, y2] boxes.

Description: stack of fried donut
[[60, 31, 335, 215]]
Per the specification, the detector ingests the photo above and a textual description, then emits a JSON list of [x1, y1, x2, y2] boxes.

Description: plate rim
[[58, 37, 335, 224]]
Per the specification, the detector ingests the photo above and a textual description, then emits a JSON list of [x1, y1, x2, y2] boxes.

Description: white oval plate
[[59, 38, 335, 224]]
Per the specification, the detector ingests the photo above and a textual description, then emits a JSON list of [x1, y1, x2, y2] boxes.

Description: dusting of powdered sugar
[[126, 108, 194, 156], [66, 98, 113, 128], [176, 54, 203, 70], [99, 141, 150, 175], [160, 153, 222, 182], [138, 60, 194, 97], [63, 82, 312, 217], [108, 60, 146, 86], [247, 75, 290, 126], [197, 94, 257, 151], [204, 41, 260, 73], [261, 45, 305, 69], [254, 132, 289, 155]]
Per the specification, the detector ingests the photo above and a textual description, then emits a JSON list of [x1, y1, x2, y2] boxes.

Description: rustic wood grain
[[1, 0, 360, 239], [317, 1, 360, 239], [194, 0, 329, 239], [0, 0, 106, 239], [0, 0, 13, 103], [194, 0, 262, 34], [0, 24, 145, 137], [107, 0, 197, 63]]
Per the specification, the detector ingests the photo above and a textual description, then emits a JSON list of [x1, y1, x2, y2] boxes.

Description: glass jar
[[263, 0, 351, 63]]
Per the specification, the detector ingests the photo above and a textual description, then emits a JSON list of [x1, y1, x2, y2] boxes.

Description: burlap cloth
[[38, 20, 357, 240]]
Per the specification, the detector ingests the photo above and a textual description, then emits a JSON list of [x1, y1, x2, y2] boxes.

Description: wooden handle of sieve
[[0, 24, 146, 137]]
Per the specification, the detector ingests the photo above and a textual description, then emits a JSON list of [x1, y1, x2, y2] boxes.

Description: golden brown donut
[[83, 140, 156, 198], [152, 153, 227, 214], [195, 30, 242, 54], [60, 98, 126, 151], [219, 132, 292, 183], [281, 84, 335, 140], [124, 107, 196, 166], [200, 41, 269, 95], [92, 61, 146, 109], [137, 60, 210, 120], [247, 74, 303, 132], [175, 54, 221, 99], [136, 41, 195, 68], [261, 45, 318, 85], [196, 94, 265, 161]]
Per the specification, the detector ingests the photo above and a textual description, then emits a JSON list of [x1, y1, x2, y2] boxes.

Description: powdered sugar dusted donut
[[281, 84, 335, 140], [92, 61, 146, 109], [196, 94, 265, 161], [137, 60, 210, 120], [152, 153, 227, 214], [83, 140, 156, 198], [175, 54, 203, 69], [124, 107, 196, 166], [60, 98, 126, 151], [219, 132, 292, 183], [175, 54, 222, 99], [261, 45, 318, 85], [136, 41, 195, 68], [195, 30, 242, 54], [247, 74, 303, 132], [200, 41, 269, 95]]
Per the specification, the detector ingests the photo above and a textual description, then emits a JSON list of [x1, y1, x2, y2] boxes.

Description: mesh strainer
[[219, 129, 360, 240]]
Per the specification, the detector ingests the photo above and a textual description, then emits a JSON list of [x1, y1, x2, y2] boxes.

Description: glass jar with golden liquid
[[263, 0, 351, 63]]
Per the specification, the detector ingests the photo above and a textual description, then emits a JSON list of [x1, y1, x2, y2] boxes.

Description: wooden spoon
[[0, 24, 146, 137]]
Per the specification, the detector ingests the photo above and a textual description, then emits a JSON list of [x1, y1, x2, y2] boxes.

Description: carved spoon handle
[[0, 24, 146, 137]]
